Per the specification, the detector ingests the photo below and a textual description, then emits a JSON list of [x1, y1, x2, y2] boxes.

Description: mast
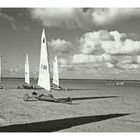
[[46, 39, 51, 86], [45, 29, 51, 89]]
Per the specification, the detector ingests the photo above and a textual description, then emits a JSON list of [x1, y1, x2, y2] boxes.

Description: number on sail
[[41, 64, 47, 70], [43, 38, 45, 43]]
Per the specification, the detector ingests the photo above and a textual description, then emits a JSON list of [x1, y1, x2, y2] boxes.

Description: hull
[[23, 92, 72, 104], [17, 84, 36, 89], [51, 87, 68, 91]]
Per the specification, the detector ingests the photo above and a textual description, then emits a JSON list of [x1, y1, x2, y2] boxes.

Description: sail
[[25, 54, 30, 84], [52, 56, 59, 87], [0, 56, 1, 83], [38, 29, 51, 91]]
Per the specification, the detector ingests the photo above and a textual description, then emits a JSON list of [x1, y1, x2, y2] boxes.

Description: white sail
[[25, 54, 30, 84], [0, 56, 1, 83], [52, 56, 59, 87], [38, 29, 51, 91]]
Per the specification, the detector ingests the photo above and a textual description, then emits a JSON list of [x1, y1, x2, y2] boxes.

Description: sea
[[1, 77, 140, 89]]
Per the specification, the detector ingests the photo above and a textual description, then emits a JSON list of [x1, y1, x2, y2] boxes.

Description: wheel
[[22, 84, 25, 88], [33, 86, 36, 90], [48, 94, 54, 98], [23, 94, 29, 101], [66, 97, 72, 103]]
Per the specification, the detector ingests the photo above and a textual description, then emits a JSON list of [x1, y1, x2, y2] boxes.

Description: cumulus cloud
[[78, 30, 140, 56], [116, 63, 139, 70], [59, 58, 68, 67], [78, 30, 128, 55], [72, 54, 103, 64], [71, 29, 140, 71], [49, 39, 73, 55], [72, 53, 118, 66], [110, 31, 126, 41], [102, 53, 118, 64], [79, 30, 128, 55], [102, 39, 140, 55], [30, 8, 140, 30], [79, 30, 113, 55], [106, 62, 115, 68], [136, 55, 140, 63], [104, 55, 140, 70]]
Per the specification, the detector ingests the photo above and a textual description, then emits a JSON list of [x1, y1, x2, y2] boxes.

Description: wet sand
[[0, 85, 140, 132]]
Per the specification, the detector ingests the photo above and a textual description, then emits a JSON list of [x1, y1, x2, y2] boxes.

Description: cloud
[[79, 30, 113, 55], [30, 8, 91, 30], [72, 54, 103, 64], [136, 56, 140, 64], [104, 55, 140, 70], [72, 53, 118, 66], [106, 62, 115, 68], [59, 58, 68, 67], [78, 30, 127, 55], [102, 39, 140, 55], [91, 8, 140, 25], [102, 53, 118, 64], [30, 8, 140, 30], [0, 11, 17, 30], [116, 63, 139, 70], [110, 31, 126, 41], [49, 39, 73, 55], [70, 29, 140, 71], [78, 30, 140, 56]]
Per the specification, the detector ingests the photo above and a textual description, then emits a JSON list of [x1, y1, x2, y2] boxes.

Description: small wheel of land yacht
[[23, 93, 29, 101]]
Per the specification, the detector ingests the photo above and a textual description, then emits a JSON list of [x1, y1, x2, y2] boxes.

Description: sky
[[1, 8, 140, 79]]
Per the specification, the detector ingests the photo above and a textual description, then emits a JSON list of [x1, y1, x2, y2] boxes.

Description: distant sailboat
[[25, 54, 30, 84], [38, 28, 51, 92], [51, 55, 67, 90], [17, 54, 35, 89]]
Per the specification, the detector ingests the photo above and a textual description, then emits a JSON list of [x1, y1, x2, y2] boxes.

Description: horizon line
[[1, 77, 140, 81]]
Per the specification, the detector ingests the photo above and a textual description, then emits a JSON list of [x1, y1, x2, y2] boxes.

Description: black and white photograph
[[0, 5, 140, 135]]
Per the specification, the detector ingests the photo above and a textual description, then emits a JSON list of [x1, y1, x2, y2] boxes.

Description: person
[[32, 91, 54, 98]]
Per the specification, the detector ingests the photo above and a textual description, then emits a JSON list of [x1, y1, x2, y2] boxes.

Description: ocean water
[[1, 78, 140, 89]]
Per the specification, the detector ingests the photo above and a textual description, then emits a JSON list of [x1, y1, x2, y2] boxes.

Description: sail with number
[[25, 54, 30, 84], [38, 29, 51, 91], [52, 56, 59, 87]]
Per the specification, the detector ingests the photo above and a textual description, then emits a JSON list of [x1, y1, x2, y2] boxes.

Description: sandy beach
[[0, 82, 140, 132]]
